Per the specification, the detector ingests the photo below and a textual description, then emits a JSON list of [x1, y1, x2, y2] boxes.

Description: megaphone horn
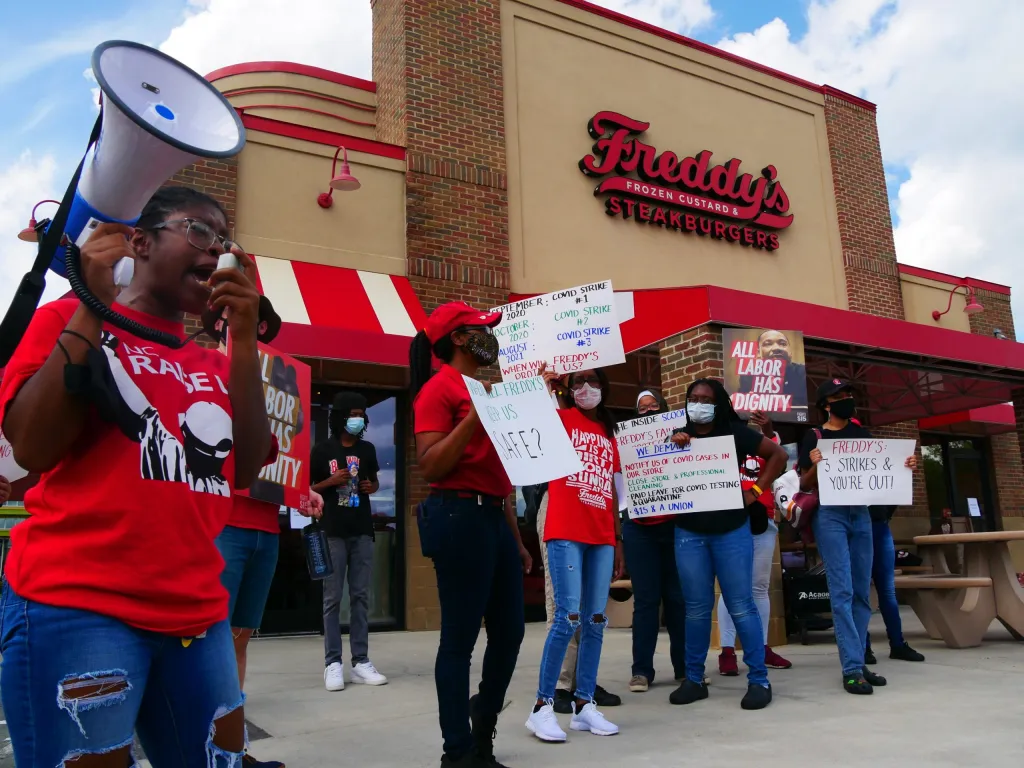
[[55, 40, 246, 286]]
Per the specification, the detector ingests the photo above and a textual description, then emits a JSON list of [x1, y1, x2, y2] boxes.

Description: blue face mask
[[345, 417, 365, 435], [686, 402, 716, 425]]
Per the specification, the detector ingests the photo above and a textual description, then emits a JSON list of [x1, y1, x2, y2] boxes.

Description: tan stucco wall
[[900, 274, 971, 332], [215, 71, 377, 141], [502, 0, 847, 307], [234, 135, 407, 274]]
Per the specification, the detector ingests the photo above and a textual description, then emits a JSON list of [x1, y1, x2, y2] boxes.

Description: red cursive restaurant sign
[[579, 111, 794, 251]]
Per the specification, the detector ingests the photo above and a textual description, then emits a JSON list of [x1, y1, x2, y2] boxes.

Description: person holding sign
[[668, 380, 786, 711], [410, 302, 532, 768], [525, 366, 624, 742], [622, 390, 687, 694], [798, 380, 917, 695]]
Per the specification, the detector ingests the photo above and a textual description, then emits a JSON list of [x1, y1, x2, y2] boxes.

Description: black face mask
[[828, 397, 856, 420], [464, 332, 500, 365]]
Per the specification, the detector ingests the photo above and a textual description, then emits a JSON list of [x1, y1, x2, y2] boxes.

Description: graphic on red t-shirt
[[543, 408, 620, 546]]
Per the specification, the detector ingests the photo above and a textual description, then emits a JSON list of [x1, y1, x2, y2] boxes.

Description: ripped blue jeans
[[537, 540, 614, 702], [0, 581, 244, 767]]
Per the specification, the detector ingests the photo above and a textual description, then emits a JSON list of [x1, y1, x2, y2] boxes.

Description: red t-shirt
[[543, 408, 620, 546], [0, 298, 244, 636], [228, 493, 281, 534], [741, 432, 780, 508], [413, 364, 512, 498]]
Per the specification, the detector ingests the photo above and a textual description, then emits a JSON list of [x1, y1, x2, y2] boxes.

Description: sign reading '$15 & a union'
[[579, 111, 794, 251]]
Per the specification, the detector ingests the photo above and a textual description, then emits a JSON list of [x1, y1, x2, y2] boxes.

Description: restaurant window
[[920, 434, 996, 531]]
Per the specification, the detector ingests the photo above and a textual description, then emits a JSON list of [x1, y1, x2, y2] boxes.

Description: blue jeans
[[621, 519, 686, 682], [538, 540, 614, 702], [867, 519, 904, 650], [674, 524, 768, 687], [812, 505, 873, 676], [0, 582, 243, 767], [216, 525, 280, 630], [417, 495, 524, 760]]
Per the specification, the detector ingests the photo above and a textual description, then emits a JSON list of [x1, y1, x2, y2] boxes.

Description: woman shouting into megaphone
[[0, 186, 274, 767]]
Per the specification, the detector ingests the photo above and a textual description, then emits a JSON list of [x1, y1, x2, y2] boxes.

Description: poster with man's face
[[723, 328, 809, 423]]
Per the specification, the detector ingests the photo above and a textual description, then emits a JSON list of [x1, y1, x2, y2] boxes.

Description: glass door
[[920, 435, 996, 532]]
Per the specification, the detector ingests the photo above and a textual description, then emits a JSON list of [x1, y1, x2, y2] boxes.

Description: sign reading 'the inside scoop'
[[491, 281, 625, 380]]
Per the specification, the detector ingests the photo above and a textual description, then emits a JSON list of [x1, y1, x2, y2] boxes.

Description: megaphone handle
[[113, 257, 134, 288]]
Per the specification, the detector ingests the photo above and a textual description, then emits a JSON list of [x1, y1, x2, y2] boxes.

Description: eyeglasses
[[687, 395, 715, 405], [570, 375, 601, 391], [150, 218, 239, 254], [637, 404, 660, 414]]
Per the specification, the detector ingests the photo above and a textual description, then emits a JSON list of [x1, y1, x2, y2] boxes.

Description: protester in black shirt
[[668, 379, 786, 711], [798, 379, 917, 695], [311, 392, 386, 690]]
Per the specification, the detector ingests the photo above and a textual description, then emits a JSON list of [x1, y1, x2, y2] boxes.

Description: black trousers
[[418, 494, 525, 759]]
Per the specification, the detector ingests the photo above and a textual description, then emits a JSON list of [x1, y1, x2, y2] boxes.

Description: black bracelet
[[55, 338, 71, 365], [61, 329, 97, 349]]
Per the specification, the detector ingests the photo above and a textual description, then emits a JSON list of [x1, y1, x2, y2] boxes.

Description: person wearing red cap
[[410, 302, 533, 768]]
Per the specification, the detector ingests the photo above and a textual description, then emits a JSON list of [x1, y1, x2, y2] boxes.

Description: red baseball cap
[[423, 301, 502, 344]]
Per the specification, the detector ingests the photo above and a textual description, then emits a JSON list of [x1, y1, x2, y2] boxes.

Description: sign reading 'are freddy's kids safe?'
[[491, 281, 625, 380], [617, 419, 744, 519], [464, 375, 583, 486], [817, 438, 916, 506]]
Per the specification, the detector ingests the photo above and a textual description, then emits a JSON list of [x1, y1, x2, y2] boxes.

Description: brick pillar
[[373, 0, 510, 630], [822, 90, 904, 320]]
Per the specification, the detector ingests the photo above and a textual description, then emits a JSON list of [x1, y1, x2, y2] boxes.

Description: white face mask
[[687, 402, 716, 424], [574, 383, 603, 410]]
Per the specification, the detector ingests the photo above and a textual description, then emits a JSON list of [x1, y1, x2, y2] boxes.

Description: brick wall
[[822, 92, 904, 320], [373, 0, 510, 630], [658, 325, 725, 407], [968, 288, 1015, 341]]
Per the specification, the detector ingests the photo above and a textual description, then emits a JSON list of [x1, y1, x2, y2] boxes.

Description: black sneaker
[[553, 688, 574, 714], [740, 683, 773, 710], [669, 679, 709, 705], [440, 753, 488, 767], [890, 642, 925, 662], [862, 667, 887, 687], [864, 647, 877, 665], [242, 755, 284, 768], [593, 684, 621, 707], [843, 675, 873, 695]]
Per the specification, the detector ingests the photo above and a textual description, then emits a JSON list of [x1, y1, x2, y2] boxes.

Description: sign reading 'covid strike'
[[579, 111, 794, 250]]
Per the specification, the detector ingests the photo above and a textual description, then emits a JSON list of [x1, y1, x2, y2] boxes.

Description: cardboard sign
[[464, 375, 583, 486], [723, 328, 809, 423], [0, 426, 29, 483], [817, 438, 916, 506], [617, 413, 744, 518], [492, 281, 625, 380], [228, 341, 312, 511]]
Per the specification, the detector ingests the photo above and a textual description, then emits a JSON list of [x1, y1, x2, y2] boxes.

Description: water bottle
[[302, 519, 334, 580]]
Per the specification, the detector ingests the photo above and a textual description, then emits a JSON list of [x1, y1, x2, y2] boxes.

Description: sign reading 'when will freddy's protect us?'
[[491, 281, 626, 380]]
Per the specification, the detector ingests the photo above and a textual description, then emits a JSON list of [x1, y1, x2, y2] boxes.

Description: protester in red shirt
[[526, 366, 624, 743], [0, 186, 272, 767], [410, 301, 532, 768]]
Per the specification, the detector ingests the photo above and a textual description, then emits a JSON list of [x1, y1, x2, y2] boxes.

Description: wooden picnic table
[[901, 531, 1024, 646]]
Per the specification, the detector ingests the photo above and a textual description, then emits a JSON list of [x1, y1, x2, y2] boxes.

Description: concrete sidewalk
[[234, 609, 1024, 768]]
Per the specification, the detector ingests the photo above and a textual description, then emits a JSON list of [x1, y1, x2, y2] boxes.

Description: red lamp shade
[[963, 288, 984, 315], [17, 199, 60, 242], [317, 146, 361, 208]]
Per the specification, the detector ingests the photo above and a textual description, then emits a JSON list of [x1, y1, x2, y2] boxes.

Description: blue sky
[[1, 0, 1020, 323]]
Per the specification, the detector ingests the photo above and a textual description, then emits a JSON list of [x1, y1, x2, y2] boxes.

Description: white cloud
[[0, 153, 71, 317], [715, 0, 1024, 323], [590, 0, 714, 33], [158, 0, 372, 80]]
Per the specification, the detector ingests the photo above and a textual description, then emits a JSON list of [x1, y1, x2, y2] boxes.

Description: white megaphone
[[49, 40, 245, 285]]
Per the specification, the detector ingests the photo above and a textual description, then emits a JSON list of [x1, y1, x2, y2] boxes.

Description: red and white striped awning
[[251, 256, 427, 366]]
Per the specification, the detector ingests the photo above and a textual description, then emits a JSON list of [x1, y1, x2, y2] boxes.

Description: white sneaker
[[324, 662, 345, 692], [525, 702, 567, 742], [570, 701, 619, 736], [350, 661, 388, 686]]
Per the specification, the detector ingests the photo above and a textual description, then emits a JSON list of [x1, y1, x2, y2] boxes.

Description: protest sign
[[229, 341, 312, 511], [464, 375, 582, 486], [723, 328, 809, 423], [817, 438, 916, 506], [616, 411, 743, 518], [0, 426, 29, 483], [492, 281, 625, 380]]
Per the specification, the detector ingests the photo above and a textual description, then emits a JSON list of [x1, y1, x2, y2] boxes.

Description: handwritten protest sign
[[492, 281, 625, 380], [723, 328, 808, 423], [616, 411, 743, 518], [0, 426, 29, 483], [464, 375, 582, 486], [817, 438, 916, 506], [228, 341, 311, 511]]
